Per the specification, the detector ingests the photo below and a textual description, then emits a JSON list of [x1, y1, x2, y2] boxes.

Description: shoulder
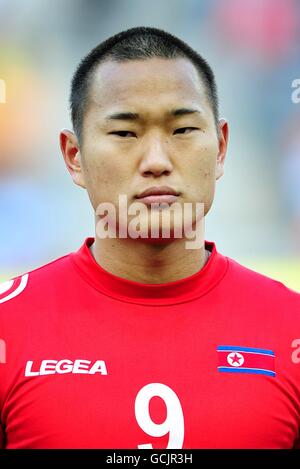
[[225, 255, 300, 305], [0, 252, 73, 313]]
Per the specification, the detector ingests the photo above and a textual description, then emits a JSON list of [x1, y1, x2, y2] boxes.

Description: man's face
[[64, 57, 228, 239]]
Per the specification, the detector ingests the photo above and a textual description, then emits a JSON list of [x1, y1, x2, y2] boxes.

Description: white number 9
[[135, 383, 184, 449]]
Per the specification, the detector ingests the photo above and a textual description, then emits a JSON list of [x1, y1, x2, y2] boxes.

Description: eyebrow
[[105, 108, 201, 121]]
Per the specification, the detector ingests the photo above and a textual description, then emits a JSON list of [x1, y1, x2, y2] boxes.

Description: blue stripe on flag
[[217, 345, 274, 356], [218, 366, 275, 377]]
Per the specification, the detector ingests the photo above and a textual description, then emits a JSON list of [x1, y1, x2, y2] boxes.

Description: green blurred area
[[240, 259, 300, 293], [1, 259, 299, 292]]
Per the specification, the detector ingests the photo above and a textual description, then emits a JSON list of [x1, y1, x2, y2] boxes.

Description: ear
[[216, 119, 229, 181], [59, 129, 86, 189]]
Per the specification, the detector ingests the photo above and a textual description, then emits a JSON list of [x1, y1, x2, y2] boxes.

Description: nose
[[138, 135, 173, 177]]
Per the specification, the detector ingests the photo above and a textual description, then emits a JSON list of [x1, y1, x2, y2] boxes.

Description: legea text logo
[[25, 359, 108, 376]]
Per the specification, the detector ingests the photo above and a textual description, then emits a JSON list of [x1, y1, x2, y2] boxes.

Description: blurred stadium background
[[0, 0, 299, 292]]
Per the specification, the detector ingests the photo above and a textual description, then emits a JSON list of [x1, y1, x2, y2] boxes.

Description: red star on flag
[[230, 353, 242, 365]]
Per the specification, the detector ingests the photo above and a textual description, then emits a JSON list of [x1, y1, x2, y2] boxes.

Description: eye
[[173, 127, 198, 135], [109, 131, 137, 138]]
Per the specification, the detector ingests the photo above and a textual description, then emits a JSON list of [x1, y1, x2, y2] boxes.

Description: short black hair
[[70, 26, 219, 144]]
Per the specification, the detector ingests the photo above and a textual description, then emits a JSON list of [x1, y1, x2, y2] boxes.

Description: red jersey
[[0, 237, 300, 449]]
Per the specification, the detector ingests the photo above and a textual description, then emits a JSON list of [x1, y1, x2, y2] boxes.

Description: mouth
[[135, 186, 180, 205]]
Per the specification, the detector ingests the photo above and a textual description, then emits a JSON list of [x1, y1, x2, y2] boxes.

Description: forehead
[[88, 57, 209, 116]]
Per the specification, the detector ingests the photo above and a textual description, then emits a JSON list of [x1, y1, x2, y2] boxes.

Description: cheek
[[179, 140, 218, 203], [82, 145, 133, 208], [86, 157, 110, 185], [185, 146, 217, 184]]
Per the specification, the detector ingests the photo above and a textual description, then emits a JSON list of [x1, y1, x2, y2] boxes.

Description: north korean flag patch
[[217, 345, 275, 377]]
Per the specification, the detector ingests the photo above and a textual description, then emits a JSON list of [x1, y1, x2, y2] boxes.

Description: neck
[[90, 235, 209, 284]]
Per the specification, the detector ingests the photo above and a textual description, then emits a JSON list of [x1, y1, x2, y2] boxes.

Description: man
[[0, 26, 299, 449]]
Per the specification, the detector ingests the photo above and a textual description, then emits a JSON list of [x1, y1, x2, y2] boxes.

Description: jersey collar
[[70, 237, 228, 305]]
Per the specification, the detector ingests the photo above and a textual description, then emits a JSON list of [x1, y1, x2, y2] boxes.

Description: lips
[[136, 186, 180, 205], [136, 186, 179, 198]]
